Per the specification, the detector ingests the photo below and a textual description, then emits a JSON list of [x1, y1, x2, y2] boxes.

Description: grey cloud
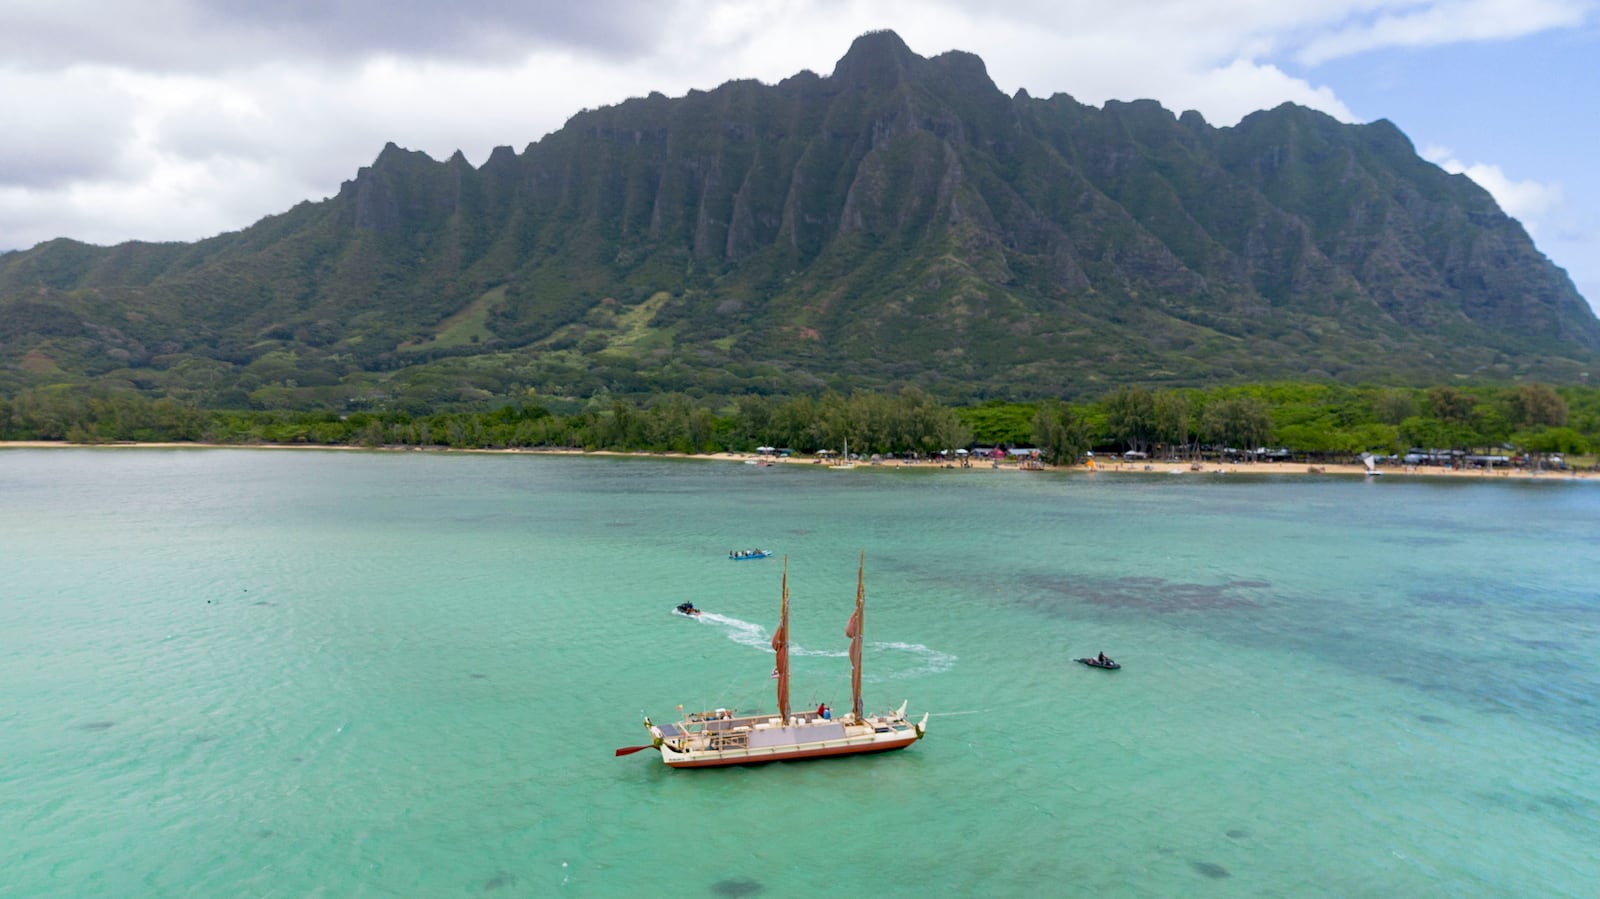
[[2, 0, 680, 73], [0, 141, 127, 191], [151, 102, 273, 165], [0, 75, 136, 189], [0, 140, 128, 189]]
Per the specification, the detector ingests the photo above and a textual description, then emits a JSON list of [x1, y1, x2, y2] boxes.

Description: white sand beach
[[3, 441, 1590, 480]]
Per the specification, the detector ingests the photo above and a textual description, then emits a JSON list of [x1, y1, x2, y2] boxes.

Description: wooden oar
[[614, 744, 654, 757]]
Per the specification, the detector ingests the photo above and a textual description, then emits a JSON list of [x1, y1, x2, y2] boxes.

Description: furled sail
[[846, 550, 865, 721], [771, 557, 791, 723]]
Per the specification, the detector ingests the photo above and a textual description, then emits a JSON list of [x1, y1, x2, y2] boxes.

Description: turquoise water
[[2, 449, 1597, 897]]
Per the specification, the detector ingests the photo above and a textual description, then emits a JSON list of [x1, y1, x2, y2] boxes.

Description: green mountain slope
[[2, 30, 1595, 410]]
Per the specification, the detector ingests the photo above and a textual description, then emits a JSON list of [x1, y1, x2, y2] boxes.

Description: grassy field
[[398, 286, 505, 352]]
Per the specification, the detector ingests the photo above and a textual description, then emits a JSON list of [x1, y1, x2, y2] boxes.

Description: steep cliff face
[[1, 30, 1595, 404]]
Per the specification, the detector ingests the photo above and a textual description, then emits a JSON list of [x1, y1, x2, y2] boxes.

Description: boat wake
[[874, 640, 957, 677], [695, 612, 955, 676], [694, 611, 768, 645]]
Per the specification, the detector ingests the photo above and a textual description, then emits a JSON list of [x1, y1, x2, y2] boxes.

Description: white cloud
[[1152, 58, 1356, 125], [1297, 0, 1594, 65], [0, 66, 139, 188], [1423, 144, 1565, 234]]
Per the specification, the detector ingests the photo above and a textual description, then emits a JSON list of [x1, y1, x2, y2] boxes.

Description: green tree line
[[3, 382, 1596, 464]]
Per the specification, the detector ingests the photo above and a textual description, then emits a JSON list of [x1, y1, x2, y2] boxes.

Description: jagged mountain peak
[[830, 29, 920, 87], [0, 31, 1595, 406]]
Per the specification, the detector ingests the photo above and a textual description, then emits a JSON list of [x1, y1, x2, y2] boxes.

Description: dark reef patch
[[712, 878, 763, 896], [1023, 573, 1268, 613]]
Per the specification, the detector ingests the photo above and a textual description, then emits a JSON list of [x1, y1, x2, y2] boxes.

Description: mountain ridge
[[1, 30, 1595, 410]]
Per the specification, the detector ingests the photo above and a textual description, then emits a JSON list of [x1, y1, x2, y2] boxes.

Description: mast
[[846, 550, 865, 721], [771, 556, 791, 723]]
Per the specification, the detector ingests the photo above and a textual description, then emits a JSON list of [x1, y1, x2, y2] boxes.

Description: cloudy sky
[[3, 1, 1597, 311]]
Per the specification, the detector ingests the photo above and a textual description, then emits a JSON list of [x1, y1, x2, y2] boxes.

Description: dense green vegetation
[[5, 382, 1593, 467]]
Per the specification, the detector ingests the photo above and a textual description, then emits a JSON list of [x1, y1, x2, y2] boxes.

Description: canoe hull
[[661, 731, 921, 767], [650, 710, 927, 768]]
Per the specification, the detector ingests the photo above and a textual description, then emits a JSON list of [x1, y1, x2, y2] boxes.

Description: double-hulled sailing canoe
[[618, 553, 926, 767]]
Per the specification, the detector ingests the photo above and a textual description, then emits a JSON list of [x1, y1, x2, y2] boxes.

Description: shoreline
[[2, 440, 1591, 480]]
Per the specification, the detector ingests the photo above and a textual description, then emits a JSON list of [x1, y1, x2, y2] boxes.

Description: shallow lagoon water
[[2, 449, 1597, 896]]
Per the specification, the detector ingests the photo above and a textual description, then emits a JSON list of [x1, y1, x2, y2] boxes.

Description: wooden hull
[[661, 731, 921, 768], [648, 709, 927, 768]]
